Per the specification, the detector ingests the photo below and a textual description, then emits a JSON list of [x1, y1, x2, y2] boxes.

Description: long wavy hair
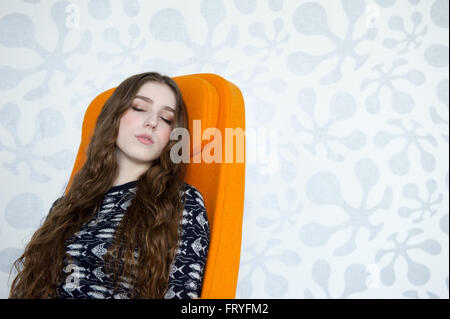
[[9, 72, 189, 298]]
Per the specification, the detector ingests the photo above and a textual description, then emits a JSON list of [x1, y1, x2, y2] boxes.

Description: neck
[[113, 149, 152, 186]]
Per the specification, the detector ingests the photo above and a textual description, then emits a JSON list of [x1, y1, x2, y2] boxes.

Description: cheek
[[159, 127, 173, 145], [119, 111, 139, 134]]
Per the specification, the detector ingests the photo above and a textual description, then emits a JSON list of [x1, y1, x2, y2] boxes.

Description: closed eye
[[162, 118, 172, 124], [132, 107, 172, 125]]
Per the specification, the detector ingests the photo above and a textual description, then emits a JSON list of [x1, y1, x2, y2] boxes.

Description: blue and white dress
[[53, 181, 210, 299]]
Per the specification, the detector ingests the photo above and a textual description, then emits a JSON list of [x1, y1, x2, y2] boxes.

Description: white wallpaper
[[0, 0, 448, 298]]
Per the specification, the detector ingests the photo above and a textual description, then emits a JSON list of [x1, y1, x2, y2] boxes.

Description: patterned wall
[[0, 0, 448, 298]]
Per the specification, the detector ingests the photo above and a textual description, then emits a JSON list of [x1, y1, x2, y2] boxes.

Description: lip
[[136, 134, 154, 145]]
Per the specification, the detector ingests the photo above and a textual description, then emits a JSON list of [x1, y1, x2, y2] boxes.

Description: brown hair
[[9, 72, 189, 298]]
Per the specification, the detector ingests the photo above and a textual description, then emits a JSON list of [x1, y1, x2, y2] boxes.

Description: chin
[[126, 151, 155, 163]]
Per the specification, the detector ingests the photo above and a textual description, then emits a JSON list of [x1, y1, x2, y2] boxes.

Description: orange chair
[[64, 73, 246, 299]]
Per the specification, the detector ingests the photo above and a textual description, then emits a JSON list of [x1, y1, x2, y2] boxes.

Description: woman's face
[[115, 81, 176, 169]]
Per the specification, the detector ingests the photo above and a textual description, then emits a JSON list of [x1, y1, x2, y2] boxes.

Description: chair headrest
[[81, 75, 221, 159]]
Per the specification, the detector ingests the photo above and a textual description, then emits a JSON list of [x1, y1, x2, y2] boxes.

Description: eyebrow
[[134, 95, 175, 113]]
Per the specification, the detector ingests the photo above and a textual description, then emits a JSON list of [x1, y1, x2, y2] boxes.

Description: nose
[[144, 112, 158, 128]]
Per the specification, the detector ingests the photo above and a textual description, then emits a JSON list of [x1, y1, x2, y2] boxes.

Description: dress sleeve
[[164, 185, 210, 299]]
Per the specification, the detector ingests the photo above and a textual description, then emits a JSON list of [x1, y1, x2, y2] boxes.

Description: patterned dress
[[53, 180, 210, 299]]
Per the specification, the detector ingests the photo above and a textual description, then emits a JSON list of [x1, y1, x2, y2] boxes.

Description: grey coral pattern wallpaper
[[0, 0, 448, 298]]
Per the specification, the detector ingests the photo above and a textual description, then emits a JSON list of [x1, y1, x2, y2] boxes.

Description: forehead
[[135, 81, 176, 110]]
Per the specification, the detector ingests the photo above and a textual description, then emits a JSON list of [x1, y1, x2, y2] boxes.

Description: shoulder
[[52, 195, 64, 207], [49, 196, 64, 214], [180, 182, 210, 238], [182, 183, 206, 209], [43, 196, 64, 222]]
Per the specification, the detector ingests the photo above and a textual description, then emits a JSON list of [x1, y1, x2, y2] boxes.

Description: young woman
[[9, 72, 210, 299]]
